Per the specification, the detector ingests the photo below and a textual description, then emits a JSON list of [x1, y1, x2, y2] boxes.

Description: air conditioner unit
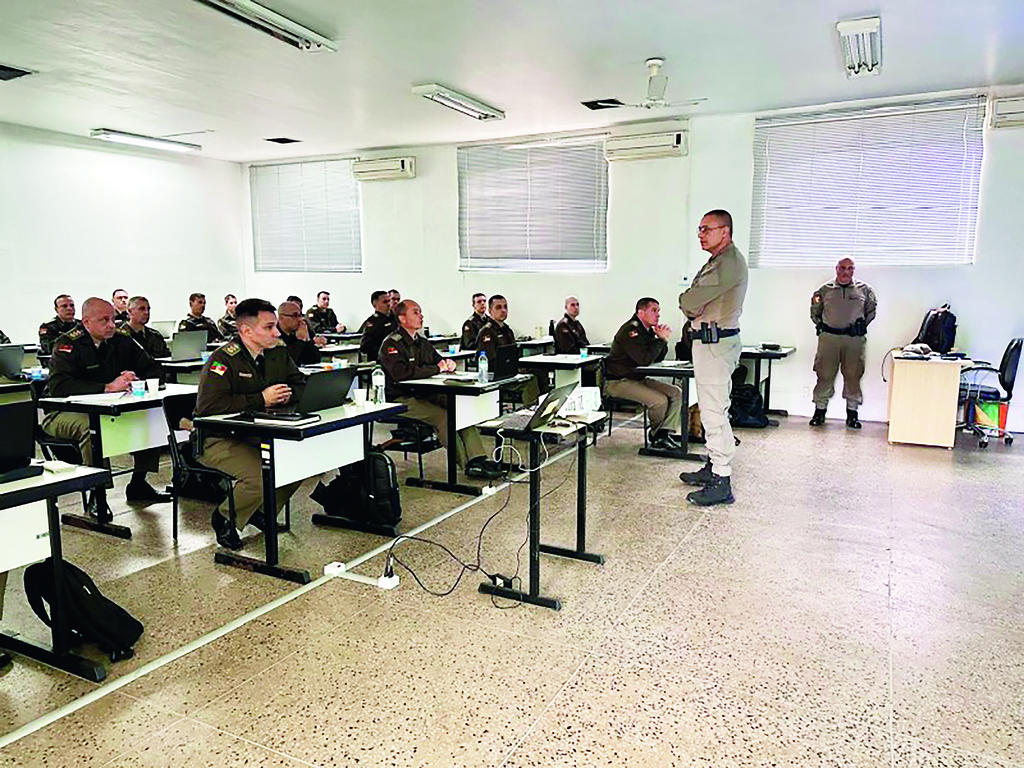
[[989, 97, 1024, 129], [604, 131, 687, 161], [352, 157, 416, 181]]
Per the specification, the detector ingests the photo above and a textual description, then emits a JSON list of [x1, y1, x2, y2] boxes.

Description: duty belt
[[819, 321, 866, 337]]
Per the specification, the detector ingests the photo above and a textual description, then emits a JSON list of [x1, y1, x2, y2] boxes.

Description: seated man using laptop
[[379, 300, 502, 481], [42, 297, 170, 505], [195, 298, 308, 550]]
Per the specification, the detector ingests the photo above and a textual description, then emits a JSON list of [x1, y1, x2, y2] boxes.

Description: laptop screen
[[0, 386, 35, 473]]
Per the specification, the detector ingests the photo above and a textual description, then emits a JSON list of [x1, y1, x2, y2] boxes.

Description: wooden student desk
[[887, 355, 973, 448]]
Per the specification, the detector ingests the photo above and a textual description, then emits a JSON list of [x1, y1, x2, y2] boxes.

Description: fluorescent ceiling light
[[836, 17, 881, 78], [193, 0, 337, 52], [90, 129, 202, 153], [412, 83, 504, 121]]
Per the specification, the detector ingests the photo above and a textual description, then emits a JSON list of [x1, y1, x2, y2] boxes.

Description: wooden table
[[887, 355, 973, 448]]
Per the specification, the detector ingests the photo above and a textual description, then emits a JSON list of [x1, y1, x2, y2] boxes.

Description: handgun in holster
[[698, 321, 720, 344]]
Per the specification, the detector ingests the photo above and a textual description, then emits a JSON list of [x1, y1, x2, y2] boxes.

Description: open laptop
[[253, 367, 357, 420], [494, 344, 521, 379], [0, 386, 40, 480], [0, 345, 26, 379], [169, 331, 208, 361], [498, 382, 578, 432]]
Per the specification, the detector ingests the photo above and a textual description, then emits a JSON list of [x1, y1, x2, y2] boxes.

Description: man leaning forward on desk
[[42, 297, 171, 507], [678, 209, 748, 506], [195, 298, 308, 551], [379, 300, 503, 480]]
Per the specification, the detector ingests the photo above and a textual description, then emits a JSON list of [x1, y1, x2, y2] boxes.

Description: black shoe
[[126, 480, 173, 504], [210, 511, 243, 550], [465, 457, 502, 480], [679, 460, 714, 487], [247, 510, 267, 532], [686, 474, 735, 506], [0, 652, 11, 673], [809, 408, 827, 427], [648, 431, 681, 451], [846, 409, 862, 430]]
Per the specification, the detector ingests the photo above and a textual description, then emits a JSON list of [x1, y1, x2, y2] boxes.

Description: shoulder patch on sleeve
[[56, 344, 74, 354], [39, 326, 48, 335], [117, 326, 131, 335], [68, 328, 84, 339], [210, 362, 228, 376], [384, 346, 399, 355], [387, 332, 402, 342], [812, 294, 822, 304], [224, 342, 241, 356], [629, 330, 639, 338]]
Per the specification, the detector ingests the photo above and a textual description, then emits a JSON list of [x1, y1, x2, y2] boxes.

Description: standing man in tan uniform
[[809, 257, 877, 429], [678, 209, 748, 506]]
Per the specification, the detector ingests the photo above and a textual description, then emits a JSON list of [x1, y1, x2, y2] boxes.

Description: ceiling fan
[[582, 57, 707, 111]]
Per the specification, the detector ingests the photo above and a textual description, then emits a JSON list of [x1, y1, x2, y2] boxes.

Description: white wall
[[0, 122, 247, 343]]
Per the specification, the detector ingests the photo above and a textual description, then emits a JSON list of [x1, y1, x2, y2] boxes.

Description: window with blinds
[[458, 140, 609, 272], [250, 159, 362, 273], [750, 97, 985, 268]]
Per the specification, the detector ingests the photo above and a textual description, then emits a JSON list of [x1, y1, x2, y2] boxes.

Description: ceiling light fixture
[[89, 129, 202, 153], [836, 16, 882, 78], [412, 83, 505, 121], [192, 0, 337, 52]]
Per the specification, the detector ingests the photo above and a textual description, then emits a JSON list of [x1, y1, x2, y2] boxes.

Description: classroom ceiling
[[0, 0, 1022, 162]]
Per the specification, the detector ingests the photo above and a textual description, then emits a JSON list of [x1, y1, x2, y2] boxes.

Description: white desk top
[[43, 383, 197, 407], [517, 353, 606, 368], [320, 343, 361, 355], [0, 464, 108, 505]]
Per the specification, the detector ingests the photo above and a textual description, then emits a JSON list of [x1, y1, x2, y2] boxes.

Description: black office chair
[[162, 393, 240, 542], [958, 337, 1021, 448], [376, 415, 442, 482], [32, 387, 93, 513], [597, 358, 642, 437]]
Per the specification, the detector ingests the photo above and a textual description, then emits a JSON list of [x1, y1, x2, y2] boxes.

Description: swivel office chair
[[958, 337, 1021, 448]]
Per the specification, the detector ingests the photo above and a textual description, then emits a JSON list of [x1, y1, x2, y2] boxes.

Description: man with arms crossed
[[678, 209, 748, 506]]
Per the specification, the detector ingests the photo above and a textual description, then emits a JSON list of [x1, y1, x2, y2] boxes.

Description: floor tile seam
[[888, 514, 896, 768], [176, 716, 320, 766], [93, 712, 189, 768], [900, 734, 1024, 768]]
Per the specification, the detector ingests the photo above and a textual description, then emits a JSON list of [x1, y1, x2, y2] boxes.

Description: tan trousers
[[813, 334, 866, 409], [693, 336, 741, 477], [40, 411, 160, 474], [604, 377, 683, 434], [198, 437, 302, 529], [396, 396, 486, 467]]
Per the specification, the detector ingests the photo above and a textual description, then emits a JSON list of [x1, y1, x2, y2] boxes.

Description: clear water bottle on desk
[[371, 366, 386, 404], [477, 351, 489, 383]]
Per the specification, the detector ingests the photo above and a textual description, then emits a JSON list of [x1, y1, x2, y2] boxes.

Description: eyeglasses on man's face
[[696, 225, 725, 235]]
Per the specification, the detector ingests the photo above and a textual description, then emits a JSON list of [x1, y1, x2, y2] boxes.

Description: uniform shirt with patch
[[554, 314, 590, 355], [474, 319, 516, 363], [306, 306, 341, 335], [358, 311, 398, 362], [679, 242, 749, 328], [178, 314, 224, 342], [460, 312, 489, 350], [195, 341, 306, 417], [810, 280, 877, 330], [606, 314, 667, 380], [45, 327, 162, 397], [117, 324, 170, 360], [278, 327, 322, 366], [38, 316, 80, 355], [217, 314, 238, 338], [378, 329, 443, 401]]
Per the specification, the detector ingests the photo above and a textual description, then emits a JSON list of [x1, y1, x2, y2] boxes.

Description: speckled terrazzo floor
[[1, 415, 1022, 767]]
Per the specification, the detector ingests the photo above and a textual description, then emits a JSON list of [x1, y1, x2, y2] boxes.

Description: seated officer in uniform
[[112, 289, 130, 325], [178, 292, 224, 342], [306, 291, 346, 334], [460, 293, 488, 350], [476, 295, 539, 404], [118, 295, 170, 359], [358, 290, 398, 362], [286, 295, 304, 311], [195, 298, 308, 550], [42, 297, 170, 504], [277, 300, 323, 366], [388, 289, 401, 314], [379, 300, 502, 480], [38, 294, 79, 355], [218, 294, 238, 338], [605, 298, 683, 451], [554, 295, 590, 354]]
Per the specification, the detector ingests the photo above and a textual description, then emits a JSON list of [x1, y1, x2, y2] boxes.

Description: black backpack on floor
[[309, 450, 402, 528], [913, 303, 957, 354], [24, 559, 143, 662], [729, 365, 770, 429]]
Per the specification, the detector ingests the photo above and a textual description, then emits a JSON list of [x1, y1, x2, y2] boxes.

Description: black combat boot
[[846, 409, 862, 429], [809, 408, 826, 427], [679, 460, 714, 486], [686, 474, 735, 506], [211, 510, 243, 550]]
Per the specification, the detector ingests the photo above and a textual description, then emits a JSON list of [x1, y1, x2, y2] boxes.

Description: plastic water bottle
[[478, 351, 489, 383], [371, 366, 386, 404]]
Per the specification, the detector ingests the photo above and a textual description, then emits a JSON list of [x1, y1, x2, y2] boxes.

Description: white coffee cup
[[147, 379, 161, 393], [352, 389, 368, 406]]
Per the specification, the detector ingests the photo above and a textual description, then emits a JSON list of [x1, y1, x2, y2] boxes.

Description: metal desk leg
[[60, 413, 132, 539], [479, 437, 561, 610], [405, 395, 483, 497], [0, 497, 106, 681], [539, 432, 604, 564], [214, 438, 311, 584]]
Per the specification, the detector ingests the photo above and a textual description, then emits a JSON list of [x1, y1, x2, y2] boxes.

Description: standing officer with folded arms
[[678, 209, 748, 506], [809, 257, 876, 429]]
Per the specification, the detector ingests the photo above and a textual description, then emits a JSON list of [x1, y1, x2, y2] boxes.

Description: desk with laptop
[[157, 330, 208, 384], [517, 353, 606, 389]]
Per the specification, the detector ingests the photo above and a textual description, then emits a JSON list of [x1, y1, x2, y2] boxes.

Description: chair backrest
[[999, 338, 1022, 398], [161, 392, 198, 469], [548, 319, 555, 336]]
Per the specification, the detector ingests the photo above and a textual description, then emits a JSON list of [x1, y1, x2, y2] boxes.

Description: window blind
[[250, 159, 362, 273], [750, 97, 985, 268], [458, 140, 608, 272]]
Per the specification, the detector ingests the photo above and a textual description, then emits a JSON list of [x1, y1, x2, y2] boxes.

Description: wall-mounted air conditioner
[[604, 131, 687, 161], [989, 97, 1024, 129], [352, 157, 416, 180]]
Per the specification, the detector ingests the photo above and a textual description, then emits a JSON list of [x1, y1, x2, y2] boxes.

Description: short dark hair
[[705, 209, 733, 234], [636, 297, 659, 312], [488, 294, 506, 308], [54, 293, 71, 308], [472, 292, 485, 301], [371, 290, 388, 304], [224, 293, 236, 303], [389, 289, 400, 295], [112, 289, 127, 298], [394, 299, 412, 317], [236, 298, 276, 323], [128, 295, 148, 308], [317, 291, 330, 299], [286, 295, 303, 308], [189, 292, 205, 303]]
